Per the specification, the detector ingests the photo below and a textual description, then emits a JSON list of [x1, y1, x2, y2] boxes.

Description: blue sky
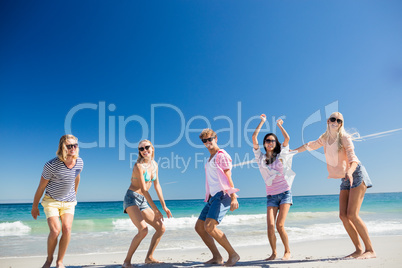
[[1, 0, 401, 203]]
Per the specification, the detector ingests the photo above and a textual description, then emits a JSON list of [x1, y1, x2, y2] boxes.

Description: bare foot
[[145, 257, 163, 264], [56, 262, 66, 268], [42, 259, 52, 268], [344, 249, 364, 259], [282, 252, 291, 260], [264, 253, 277, 261], [205, 257, 224, 264], [122, 262, 133, 268], [357, 250, 376, 259], [224, 253, 240, 267]]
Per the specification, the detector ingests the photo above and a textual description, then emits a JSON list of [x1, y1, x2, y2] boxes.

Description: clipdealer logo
[[64, 101, 286, 162], [64, 100, 340, 170]]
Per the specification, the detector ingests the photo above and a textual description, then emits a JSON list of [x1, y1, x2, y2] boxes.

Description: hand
[[260, 114, 266, 122], [31, 206, 40, 220], [230, 198, 239, 212], [164, 207, 173, 218], [277, 119, 284, 127], [345, 170, 354, 186], [154, 209, 164, 221]]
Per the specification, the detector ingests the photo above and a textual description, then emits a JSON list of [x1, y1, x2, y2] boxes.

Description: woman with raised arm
[[122, 140, 172, 268], [252, 114, 296, 261], [293, 112, 375, 259]]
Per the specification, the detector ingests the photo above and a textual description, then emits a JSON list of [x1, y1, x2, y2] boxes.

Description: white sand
[[1, 236, 400, 267]]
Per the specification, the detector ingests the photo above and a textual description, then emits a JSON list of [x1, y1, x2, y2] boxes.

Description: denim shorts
[[123, 190, 150, 213], [266, 190, 293, 207], [198, 191, 231, 223], [340, 164, 373, 191]]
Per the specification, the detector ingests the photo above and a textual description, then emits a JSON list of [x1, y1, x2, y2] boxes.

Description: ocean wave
[[112, 214, 402, 241], [367, 220, 402, 233], [112, 219, 136, 230], [112, 215, 201, 231], [112, 214, 268, 231], [0, 221, 31, 236], [288, 211, 339, 220], [111, 212, 340, 231], [287, 220, 402, 242]]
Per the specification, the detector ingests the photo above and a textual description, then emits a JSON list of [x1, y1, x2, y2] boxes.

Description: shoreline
[[1, 235, 401, 267]]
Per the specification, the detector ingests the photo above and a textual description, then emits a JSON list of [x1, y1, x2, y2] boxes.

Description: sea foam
[[0, 221, 31, 236]]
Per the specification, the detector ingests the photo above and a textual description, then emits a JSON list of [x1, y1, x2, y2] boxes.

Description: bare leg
[[339, 189, 363, 258], [43, 216, 61, 268], [204, 218, 240, 266], [141, 208, 166, 263], [195, 219, 223, 264], [265, 207, 278, 261], [347, 183, 376, 259], [123, 206, 148, 267], [276, 204, 291, 260], [55, 213, 74, 268]]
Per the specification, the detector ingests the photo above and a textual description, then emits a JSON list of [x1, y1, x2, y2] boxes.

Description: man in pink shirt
[[194, 128, 240, 267]]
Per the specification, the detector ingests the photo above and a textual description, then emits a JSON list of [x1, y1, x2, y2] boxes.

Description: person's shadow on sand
[[67, 257, 344, 267]]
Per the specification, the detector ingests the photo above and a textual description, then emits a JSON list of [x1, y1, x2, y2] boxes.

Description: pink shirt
[[306, 135, 359, 179], [254, 146, 295, 195], [204, 149, 239, 202]]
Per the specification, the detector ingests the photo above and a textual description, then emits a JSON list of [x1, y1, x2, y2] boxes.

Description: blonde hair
[[320, 112, 360, 151], [199, 128, 217, 139], [56, 134, 79, 162], [137, 140, 155, 163]]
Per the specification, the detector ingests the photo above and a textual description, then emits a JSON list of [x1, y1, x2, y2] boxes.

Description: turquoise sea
[[1, 192, 402, 258]]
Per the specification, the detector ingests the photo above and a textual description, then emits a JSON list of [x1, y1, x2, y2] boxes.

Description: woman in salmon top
[[293, 112, 375, 259]]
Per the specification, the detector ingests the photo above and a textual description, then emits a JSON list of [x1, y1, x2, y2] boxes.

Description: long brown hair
[[263, 133, 281, 165]]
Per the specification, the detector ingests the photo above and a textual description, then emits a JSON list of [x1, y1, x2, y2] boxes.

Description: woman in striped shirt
[[252, 114, 296, 261], [31, 135, 83, 268]]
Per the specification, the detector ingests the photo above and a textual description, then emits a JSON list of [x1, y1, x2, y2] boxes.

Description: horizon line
[[1, 191, 401, 204]]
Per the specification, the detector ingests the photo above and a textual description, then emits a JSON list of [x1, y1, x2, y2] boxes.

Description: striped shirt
[[42, 157, 84, 201], [254, 146, 296, 195]]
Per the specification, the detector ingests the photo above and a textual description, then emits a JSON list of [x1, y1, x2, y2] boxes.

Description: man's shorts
[[123, 189, 150, 213], [41, 195, 77, 219], [266, 190, 293, 207], [198, 191, 231, 224], [340, 164, 373, 191]]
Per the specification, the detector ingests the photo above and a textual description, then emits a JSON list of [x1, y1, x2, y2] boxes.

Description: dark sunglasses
[[66, 144, 78, 149], [139, 145, 151, 151], [264, 139, 276, 144], [202, 136, 215, 143], [329, 117, 343, 124]]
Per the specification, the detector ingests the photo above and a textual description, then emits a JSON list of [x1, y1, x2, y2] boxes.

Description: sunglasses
[[329, 117, 343, 124], [202, 136, 215, 143], [264, 139, 276, 144], [139, 145, 151, 151], [66, 144, 78, 149]]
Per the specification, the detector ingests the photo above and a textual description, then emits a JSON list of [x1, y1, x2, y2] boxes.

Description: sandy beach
[[1, 235, 400, 268]]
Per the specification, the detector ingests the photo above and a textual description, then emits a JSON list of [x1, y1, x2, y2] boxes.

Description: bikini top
[[143, 169, 156, 182], [135, 161, 157, 182]]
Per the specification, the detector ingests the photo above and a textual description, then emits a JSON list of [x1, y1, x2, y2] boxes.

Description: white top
[[253, 145, 297, 195], [205, 150, 232, 197]]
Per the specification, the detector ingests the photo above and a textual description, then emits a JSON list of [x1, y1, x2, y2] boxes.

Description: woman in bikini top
[[122, 140, 172, 267]]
